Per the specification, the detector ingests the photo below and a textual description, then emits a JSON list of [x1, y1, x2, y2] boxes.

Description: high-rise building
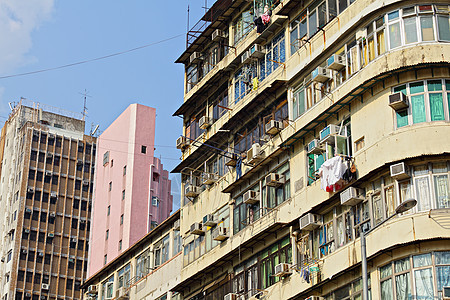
[[0, 100, 96, 300], [170, 0, 450, 299], [88, 104, 173, 277]]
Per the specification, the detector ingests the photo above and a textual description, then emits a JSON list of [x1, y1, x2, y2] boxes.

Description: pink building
[[88, 104, 173, 276]]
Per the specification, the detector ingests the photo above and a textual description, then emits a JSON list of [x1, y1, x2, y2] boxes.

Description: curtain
[[381, 279, 394, 300], [438, 15, 450, 41], [436, 266, 450, 291], [415, 177, 431, 211], [434, 174, 450, 208], [414, 268, 434, 299], [404, 17, 418, 44], [429, 93, 445, 121], [395, 273, 411, 300]]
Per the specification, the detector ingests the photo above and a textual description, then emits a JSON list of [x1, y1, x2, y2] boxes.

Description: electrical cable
[[0, 33, 184, 80]]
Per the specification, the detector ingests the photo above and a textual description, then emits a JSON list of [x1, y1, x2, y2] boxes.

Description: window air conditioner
[[243, 190, 259, 205], [22, 248, 28, 254], [319, 124, 342, 143], [41, 283, 49, 290], [199, 116, 212, 129], [24, 229, 30, 234], [47, 153, 53, 159], [340, 187, 363, 206], [25, 208, 32, 214], [185, 184, 201, 198], [212, 225, 229, 241], [45, 170, 52, 176], [203, 173, 219, 185], [87, 285, 98, 294], [71, 238, 77, 243], [265, 120, 283, 135], [274, 263, 292, 277], [247, 143, 264, 165], [390, 162, 410, 180], [50, 191, 57, 198], [38, 252, 44, 257], [203, 214, 217, 227], [249, 44, 265, 58], [27, 187, 34, 193], [311, 67, 331, 83], [190, 52, 203, 64], [389, 92, 409, 110], [225, 153, 238, 167], [176, 136, 189, 150], [265, 173, 285, 187], [47, 233, 54, 238], [327, 54, 346, 71], [190, 222, 205, 235], [241, 50, 252, 64], [212, 29, 225, 41], [173, 219, 180, 231], [116, 287, 129, 300], [224, 293, 238, 300], [443, 286, 450, 300], [299, 213, 322, 231], [305, 296, 324, 300], [307, 139, 324, 154], [50, 212, 56, 218]]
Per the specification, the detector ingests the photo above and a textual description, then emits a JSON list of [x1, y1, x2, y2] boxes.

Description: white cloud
[[0, 0, 55, 74]]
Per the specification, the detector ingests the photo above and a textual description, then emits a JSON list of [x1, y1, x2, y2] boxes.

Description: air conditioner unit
[[340, 187, 363, 206], [307, 139, 324, 154], [389, 92, 409, 110], [190, 222, 204, 235], [299, 213, 322, 231], [274, 263, 292, 277], [82, 180, 89, 186], [249, 44, 265, 58], [247, 143, 264, 165], [50, 192, 57, 198], [241, 50, 252, 64], [265, 173, 285, 187], [265, 120, 283, 135], [47, 233, 54, 238], [185, 184, 201, 198], [68, 258, 74, 263], [203, 214, 217, 227], [319, 124, 342, 143], [25, 208, 32, 214], [80, 219, 86, 224], [199, 116, 212, 129], [47, 153, 53, 159], [390, 162, 410, 180], [224, 293, 238, 300], [42, 283, 49, 290], [212, 225, 229, 241], [38, 252, 44, 257], [356, 28, 367, 40], [25, 293, 31, 297], [24, 228, 30, 233], [45, 170, 52, 176], [311, 67, 331, 83], [443, 286, 450, 299], [50, 212, 56, 218], [173, 219, 180, 231], [190, 52, 203, 64], [87, 285, 98, 294], [212, 29, 225, 41], [22, 248, 28, 254], [116, 287, 129, 299], [327, 54, 346, 71], [176, 136, 189, 150], [71, 238, 77, 243], [203, 173, 218, 185], [225, 153, 238, 167], [243, 190, 259, 205], [27, 187, 34, 193]]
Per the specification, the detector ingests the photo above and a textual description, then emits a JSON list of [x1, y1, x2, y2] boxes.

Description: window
[[102, 276, 114, 299], [118, 240, 122, 251], [152, 196, 159, 207], [109, 181, 112, 191], [103, 151, 110, 166], [105, 230, 109, 240], [110, 159, 114, 167], [155, 234, 170, 267], [104, 254, 107, 265], [7, 250, 12, 262], [107, 205, 111, 216], [122, 189, 125, 200], [379, 251, 450, 299], [118, 264, 130, 288], [136, 249, 150, 279], [395, 79, 450, 128], [123, 165, 127, 176], [141, 145, 147, 154], [120, 214, 123, 225], [173, 230, 182, 256], [233, 9, 253, 45]]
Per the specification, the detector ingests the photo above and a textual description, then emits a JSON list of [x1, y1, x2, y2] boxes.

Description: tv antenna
[[79, 89, 91, 121], [202, 0, 209, 13]]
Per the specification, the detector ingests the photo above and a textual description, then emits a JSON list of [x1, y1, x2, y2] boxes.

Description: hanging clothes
[[254, 16, 265, 34], [319, 156, 348, 192], [252, 77, 259, 90], [261, 13, 271, 25], [236, 156, 242, 179]]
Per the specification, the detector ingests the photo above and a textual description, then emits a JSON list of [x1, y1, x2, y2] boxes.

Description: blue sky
[[0, 1, 207, 210]]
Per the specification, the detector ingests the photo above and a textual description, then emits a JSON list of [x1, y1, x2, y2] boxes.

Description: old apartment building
[[0, 100, 96, 300], [171, 0, 450, 299]]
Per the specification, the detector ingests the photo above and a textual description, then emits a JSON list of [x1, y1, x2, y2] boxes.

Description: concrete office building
[[0, 100, 96, 300], [171, 0, 450, 299], [88, 104, 173, 276]]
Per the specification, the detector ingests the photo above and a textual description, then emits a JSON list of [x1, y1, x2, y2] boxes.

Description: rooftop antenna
[[91, 123, 99, 136], [202, 0, 209, 14], [79, 89, 91, 121]]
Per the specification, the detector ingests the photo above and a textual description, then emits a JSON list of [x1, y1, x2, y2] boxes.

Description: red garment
[[261, 14, 270, 25]]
